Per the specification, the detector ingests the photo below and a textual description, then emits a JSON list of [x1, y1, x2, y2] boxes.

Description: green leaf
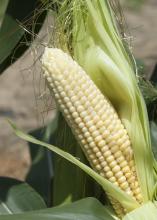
[[123, 201, 157, 220], [26, 117, 59, 206], [26, 137, 53, 206], [27, 113, 102, 207], [0, 0, 46, 73], [53, 114, 102, 206], [9, 120, 139, 212], [0, 14, 24, 64], [0, 177, 46, 214], [0, 0, 9, 27], [0, 197, 116, 220]]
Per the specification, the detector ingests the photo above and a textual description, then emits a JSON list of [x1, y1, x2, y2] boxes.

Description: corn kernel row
[[42, 48, 143, 216]]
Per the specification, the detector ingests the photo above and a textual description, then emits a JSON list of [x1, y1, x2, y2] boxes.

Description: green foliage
[[123, 202, 157, 220], [53, 114, 102, 206], [1, 1, 157, 220], [9, 120, 139, 212], [0, 0, 46, 73], [0, 0, 9, 27], [0, 14, 24, 65], [52, 0, 155, 202], [26, 126, 55, 206], [0, 177, 46, 214], [0, 198, 115, 220], [0, 176, 116, 220], [24, 114, 102, 207]]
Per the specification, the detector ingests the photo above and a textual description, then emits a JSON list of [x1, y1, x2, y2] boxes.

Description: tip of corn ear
[[41, 47, 84, 82], [42, 47, 71, 69]]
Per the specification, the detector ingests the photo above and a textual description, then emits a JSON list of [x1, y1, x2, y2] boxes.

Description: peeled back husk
[[123, 201, 157, 220]]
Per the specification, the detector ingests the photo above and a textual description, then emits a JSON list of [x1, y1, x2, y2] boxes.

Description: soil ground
[[0, 0, 157, 180]]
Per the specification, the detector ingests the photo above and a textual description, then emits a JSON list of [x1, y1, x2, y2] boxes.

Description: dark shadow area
[[0, 0, 46, 73]]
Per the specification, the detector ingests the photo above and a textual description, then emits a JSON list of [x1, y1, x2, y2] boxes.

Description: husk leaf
[[52, 0, 156, 202], [123, 201, 157, 220]]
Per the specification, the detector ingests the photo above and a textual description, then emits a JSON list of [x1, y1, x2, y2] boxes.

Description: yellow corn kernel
[[42, 47, 143, 216]]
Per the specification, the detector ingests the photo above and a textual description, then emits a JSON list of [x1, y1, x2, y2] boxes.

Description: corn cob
[[42, 47, 143, 217]]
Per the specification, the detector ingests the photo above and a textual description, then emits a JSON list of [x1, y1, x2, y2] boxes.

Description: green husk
[[123, 201, 157, 220], [50, 0, 157, 203]]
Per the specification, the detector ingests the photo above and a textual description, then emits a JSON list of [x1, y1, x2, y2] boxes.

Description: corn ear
[[42, 47, 143, 217], [51, 0, 156, 202], [45, 0, 157, 218]]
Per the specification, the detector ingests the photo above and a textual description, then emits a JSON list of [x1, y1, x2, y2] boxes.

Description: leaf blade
[[0, 198, 116, 220], [9, 120, 139, 212], [0, 177, 46, 214]]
